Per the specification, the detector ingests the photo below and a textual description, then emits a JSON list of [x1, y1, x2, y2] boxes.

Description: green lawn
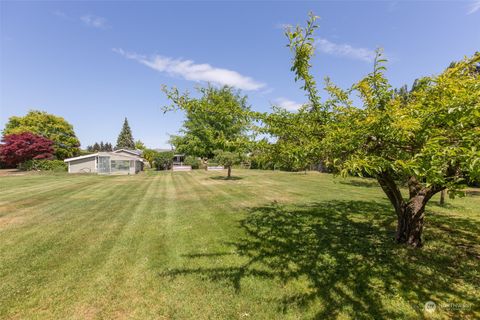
[[0, 170, 478, 319]]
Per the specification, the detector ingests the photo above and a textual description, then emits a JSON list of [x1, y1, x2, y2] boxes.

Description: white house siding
[[68, 157, 97, 173]]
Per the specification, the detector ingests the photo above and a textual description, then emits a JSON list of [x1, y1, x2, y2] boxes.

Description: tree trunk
[[377, 173, 443, 248], [439, 189, 446, 206], [395, 200, 426, 247], [227, 166, 231, 179]]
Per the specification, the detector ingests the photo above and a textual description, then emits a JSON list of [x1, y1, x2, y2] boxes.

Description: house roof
[[64, 153, 99, 162], [113, 149, 143, 156]]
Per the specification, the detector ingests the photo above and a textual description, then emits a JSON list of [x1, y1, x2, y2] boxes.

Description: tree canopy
[[213, 150, 245, 178], [115, 118, 135, 150], [0, 132, 54, 166], [275, 13, 480, 247], [135, 140, 146, 150], [2, 110, 80, 159], [162, 85, 252, 160]]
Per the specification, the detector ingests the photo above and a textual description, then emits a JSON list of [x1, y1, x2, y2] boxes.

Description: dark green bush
[[19, 159, 67, 172], [153, 151, 174, 170], [184, 156, 201, 169]]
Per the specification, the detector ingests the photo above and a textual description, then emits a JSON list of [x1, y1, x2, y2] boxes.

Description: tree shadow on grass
[[160, 200, 479, 319], [209, 176, 243, 181], [338, 179, 380, 188]]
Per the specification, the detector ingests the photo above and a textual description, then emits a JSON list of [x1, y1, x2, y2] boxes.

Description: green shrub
[[184, 156, 201, 169], [153, 151, 174, 170], [19, 159, 67, 172]]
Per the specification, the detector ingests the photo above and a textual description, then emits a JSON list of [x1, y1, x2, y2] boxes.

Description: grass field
[[0, 170, 479, 319]]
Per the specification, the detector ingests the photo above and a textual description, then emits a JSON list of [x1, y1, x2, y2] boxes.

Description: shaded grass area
[[0, 170, 479, 319]]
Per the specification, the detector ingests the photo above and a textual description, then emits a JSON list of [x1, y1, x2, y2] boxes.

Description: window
[[111, 160, 130, 172]]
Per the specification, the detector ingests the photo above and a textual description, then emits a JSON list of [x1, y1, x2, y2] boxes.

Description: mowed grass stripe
[[0, 177, 112, 234], [0, 176, 153, 318], [170, 172, 231, 248], [151, 172, 247, 319], [0, 175, 121, 247], [0, 175, 99, 200], [57, 175, 159, 317], [0, 177, 128, 303], [63, 174, 165, 319]]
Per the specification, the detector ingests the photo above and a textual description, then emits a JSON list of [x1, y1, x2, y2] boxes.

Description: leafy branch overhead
[[275, 12, 480, 247]]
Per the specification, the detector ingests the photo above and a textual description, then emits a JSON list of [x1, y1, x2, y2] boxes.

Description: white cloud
[[274, 97, 304, 111], [113, 48, 265, 91], [467, 0, 480, 14], [315, 38, 376, 63], [81, 14, 108, 29]]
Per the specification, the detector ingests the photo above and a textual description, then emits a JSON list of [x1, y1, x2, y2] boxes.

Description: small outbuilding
[[64, 151, 145, 174]]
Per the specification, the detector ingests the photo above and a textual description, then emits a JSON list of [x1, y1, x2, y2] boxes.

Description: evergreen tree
[[87, 141, 113, 152], [115, 118, 135, 150]]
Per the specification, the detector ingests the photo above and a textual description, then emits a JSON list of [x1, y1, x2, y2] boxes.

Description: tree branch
[[377, 171, 405, 216]]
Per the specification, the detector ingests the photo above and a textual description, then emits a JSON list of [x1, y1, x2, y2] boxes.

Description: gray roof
[[113, 149, 143, 156]]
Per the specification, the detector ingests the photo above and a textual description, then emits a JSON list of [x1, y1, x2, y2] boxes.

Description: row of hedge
[[18, 159, 67, 172]]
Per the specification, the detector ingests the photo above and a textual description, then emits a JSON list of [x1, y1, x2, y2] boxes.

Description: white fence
[[207, 166, 224, 171], [172, 165, 192, 171]]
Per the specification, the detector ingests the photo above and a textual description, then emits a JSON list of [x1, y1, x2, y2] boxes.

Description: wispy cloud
[[113, 48, 265, 91], [274, 97, 304, 111], [81, 14, 108, 29], [52, 10, 70, 20], [467, 0, 480, 14], [315, 38, 376, 63]]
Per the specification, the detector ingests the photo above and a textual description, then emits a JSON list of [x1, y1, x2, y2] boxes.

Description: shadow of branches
[[160, 200, 479, 319]]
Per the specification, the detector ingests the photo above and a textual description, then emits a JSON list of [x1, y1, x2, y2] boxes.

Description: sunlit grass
[[0, 170, 478, 319]]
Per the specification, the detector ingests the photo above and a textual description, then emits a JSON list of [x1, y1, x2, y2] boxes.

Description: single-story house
[[64, 151, 145, 174]]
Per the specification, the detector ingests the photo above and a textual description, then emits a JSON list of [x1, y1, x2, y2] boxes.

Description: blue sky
[[1, 1, 479, 149]]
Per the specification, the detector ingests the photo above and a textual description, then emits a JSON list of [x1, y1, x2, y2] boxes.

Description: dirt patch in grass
[[0, 215, 26, 229]]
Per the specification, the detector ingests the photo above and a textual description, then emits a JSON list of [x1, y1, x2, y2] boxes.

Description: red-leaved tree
[[0, 132, 54, 166]]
